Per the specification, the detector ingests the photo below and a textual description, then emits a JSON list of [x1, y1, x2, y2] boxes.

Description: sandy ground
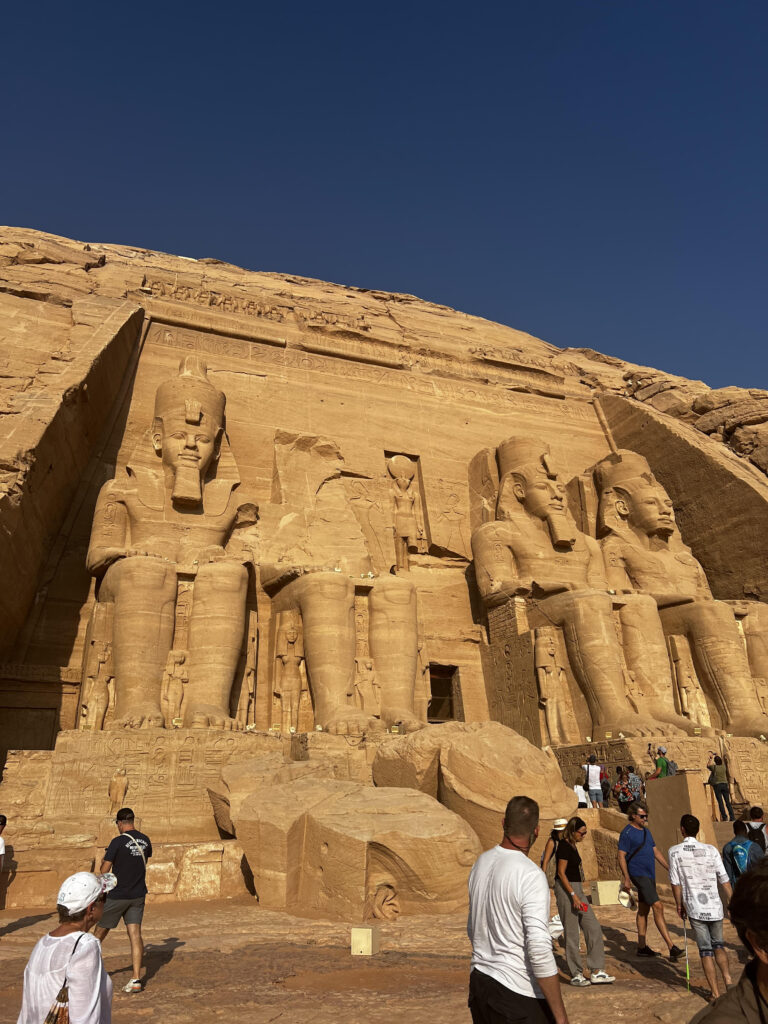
[[0, 892, 744, 1024]]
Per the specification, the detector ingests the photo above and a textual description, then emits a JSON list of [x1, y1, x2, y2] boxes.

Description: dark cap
[[115, 807, 135, 822]]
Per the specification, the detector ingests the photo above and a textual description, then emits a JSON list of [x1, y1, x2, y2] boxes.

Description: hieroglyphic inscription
[[300, 336, 410, 369], [46, 730, 281, 839], [146, 279, 288, 321], [149, 328, 599, 423]]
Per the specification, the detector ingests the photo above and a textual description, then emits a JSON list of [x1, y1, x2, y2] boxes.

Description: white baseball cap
[[553, 819, 569, 830], [57, 872, 117, 914]]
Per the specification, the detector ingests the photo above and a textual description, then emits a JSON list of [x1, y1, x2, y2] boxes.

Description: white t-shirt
[[0, 835, 5, 858], [17, 931, 112, 1024], [467, 845, 556, 999], [668, 837, 729, 922], [583, 764, 601, 789], [574, 785, 588, 804]]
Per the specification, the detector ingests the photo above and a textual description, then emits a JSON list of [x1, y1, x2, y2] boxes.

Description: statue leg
[[660, 601, 768, 737], [740, 603, 768, 681], [100, 556, 175, 728], [618, 595, 697, 733], [369, 576, 423, 733], [184, 560, 248, 729], [289, 572, 380, 735], [542, 591, 665, 740]]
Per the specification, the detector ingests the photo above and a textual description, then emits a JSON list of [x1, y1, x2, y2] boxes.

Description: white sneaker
[[570, 973, 590, 987], [590, 970, 615, 984], [123, 979, 142, 993]]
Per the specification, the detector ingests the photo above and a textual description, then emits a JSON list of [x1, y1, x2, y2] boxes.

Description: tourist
[[467, 795, 569, 1024], [746, 807, 767, 854], [722, 822, 763, 886], [540, 818, 568, 876], [707, 754, 734, 822], [626, 765, 644, 801], [689, 859, 768, 1023], [554, 816, 615, 986], [618, 800, 683, 960], [647, 745, 670, 780], [612, 770, 633, 815], [0, 813, 6, 874], [17, 871, 114, 1024], [93, 807, 152, 994], [668, 814, 732, 1003], [573, 783, 588, 809], [582, 754, 603, 808]]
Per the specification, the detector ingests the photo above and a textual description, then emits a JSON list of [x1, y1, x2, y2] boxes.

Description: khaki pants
[[554, 879, 606, 977]]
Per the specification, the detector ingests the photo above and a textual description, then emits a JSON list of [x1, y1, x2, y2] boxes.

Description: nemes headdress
[[496, 437, 557, 481], [594, 450, 655, 494], [154, 356, 226, 430]]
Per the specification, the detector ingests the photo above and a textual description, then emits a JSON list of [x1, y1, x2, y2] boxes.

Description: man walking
[[618, 800, 683, 960], [722, 822, 763, 885], [467, 795, 569, 1024], [648, 745, 669, 780], [94, 806, 152, 994], [669, 814, 733, 1002]]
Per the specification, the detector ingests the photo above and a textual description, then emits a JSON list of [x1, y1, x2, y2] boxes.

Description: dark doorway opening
[[427, 664, 464, 723]]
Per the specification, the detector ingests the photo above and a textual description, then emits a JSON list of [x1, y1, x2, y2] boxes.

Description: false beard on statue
[[545, 509, 577, 550], [172, 463, 204, 507]]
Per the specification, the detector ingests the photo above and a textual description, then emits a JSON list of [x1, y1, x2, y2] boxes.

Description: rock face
[[232, 779, 481, 921], [372, 722, 577, 848], [1, 226, 767, 914]]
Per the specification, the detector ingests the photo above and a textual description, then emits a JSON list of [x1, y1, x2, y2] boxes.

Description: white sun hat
[[553, 819, 569, 830], [618, 887, 637, 910], [57, 872, 117, 914]]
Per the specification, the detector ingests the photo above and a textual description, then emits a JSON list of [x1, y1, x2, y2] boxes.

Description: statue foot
[[323, 706, 384, 736], [106, 705, 164, 730], [380, 707, 425, 734], [186, 705, 243, 730], [594, 716, 683, 740], [725, 714, 768, 739]]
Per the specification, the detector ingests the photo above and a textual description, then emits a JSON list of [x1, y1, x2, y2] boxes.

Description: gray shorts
[[100, 896, 145, 930], [689, 917, 725, 957]]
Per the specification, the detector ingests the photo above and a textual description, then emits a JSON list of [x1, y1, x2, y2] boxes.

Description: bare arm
[[671, 882, 684, 918], [653, 847, 669, 872], [540, 837, 555, 873], [537, 973, 569, 1024], [99, 858, 113, 874], [618, 850, 632, 889]]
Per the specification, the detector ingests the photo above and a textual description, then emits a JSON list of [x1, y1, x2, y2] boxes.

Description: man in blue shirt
[[722, 821, 763, 885], [618, 800, 683, 960]]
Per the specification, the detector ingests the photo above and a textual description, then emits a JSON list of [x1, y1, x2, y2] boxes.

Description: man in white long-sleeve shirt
[[468, 795, 569, 1024]]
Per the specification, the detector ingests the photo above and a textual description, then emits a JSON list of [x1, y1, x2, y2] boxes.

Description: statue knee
[[195, 560, 248, 593], [110, 555, 176, 594]]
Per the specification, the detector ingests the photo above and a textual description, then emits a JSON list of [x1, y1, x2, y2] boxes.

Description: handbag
[[43, 933, 84, 1024]]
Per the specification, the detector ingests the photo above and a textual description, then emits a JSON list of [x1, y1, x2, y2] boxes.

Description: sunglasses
[[636, 813, 648, 820], [577, 829, 588, 836]]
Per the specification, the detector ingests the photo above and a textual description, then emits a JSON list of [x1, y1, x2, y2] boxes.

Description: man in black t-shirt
[[93, 806, 152, 994]]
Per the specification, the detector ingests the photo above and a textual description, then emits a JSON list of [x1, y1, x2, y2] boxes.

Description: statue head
[[152, 357, 226, 506], [285, 625, 298, 644], [495, 438, 576, 549], [596, 451, 676, 539]]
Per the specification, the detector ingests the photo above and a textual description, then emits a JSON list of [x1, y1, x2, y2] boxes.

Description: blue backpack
[[731, 840, 753, 878]]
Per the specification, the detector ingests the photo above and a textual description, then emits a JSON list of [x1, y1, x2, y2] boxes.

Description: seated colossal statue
[[471, 437, 687, 740], [595, 450, 768, 738], [85, 357, 255, 729], [84, 357, 424, 737]]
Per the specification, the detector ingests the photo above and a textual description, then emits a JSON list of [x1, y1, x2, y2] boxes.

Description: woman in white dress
[[17, 871, 115, 1024]]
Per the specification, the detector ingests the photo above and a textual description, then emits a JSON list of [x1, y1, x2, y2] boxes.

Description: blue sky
[[5, 1, 766, 387]]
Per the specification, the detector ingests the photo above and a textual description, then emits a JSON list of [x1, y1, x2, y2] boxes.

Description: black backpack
[[746, 823, 767, 853]]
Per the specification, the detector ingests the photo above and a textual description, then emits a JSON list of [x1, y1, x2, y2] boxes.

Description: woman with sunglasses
[[555, 817, 615, 986], [17, 872, 115, 1024]]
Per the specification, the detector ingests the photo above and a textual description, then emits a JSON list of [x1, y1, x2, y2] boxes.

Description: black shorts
[[630, 876, 660, 906], [469, 969, 555, 1024]]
